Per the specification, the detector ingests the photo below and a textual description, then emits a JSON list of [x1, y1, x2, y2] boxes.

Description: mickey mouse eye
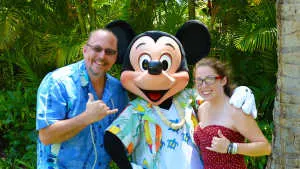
[[160, 54, 172, 71], [139, 54, 151, 71]]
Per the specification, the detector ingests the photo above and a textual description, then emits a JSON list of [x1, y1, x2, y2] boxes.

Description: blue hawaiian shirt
[[36, 60, 129, 169]]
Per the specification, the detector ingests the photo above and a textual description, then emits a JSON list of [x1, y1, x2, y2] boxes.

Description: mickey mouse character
[[104, 20, 257, 169]]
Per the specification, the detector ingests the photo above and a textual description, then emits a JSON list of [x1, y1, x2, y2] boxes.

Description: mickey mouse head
[[107, 20, 210, 106]]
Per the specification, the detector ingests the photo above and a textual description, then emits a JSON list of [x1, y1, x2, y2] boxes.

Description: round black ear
[[106, 20, 136, 64], [175, 20, 211, 65]]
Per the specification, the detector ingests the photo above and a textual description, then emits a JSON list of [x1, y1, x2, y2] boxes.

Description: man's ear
[[175, 20, 211, 65], [106, 20, 136, 64], [82, 45, 87, 55]]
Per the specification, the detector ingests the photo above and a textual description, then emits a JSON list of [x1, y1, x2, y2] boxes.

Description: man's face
[[83, 30, 118, 78]]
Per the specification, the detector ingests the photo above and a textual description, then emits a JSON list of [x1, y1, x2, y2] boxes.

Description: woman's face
[[195, 65, 226, 101]]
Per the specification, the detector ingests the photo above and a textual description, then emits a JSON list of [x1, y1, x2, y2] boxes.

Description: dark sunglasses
[[86, 44, 117, 56]]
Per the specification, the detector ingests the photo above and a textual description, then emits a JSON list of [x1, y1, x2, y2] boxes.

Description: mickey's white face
[[120, 34, 189, 106], [129, 36, 181, 73]]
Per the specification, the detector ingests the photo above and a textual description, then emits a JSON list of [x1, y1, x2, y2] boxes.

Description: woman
[[193, 58, 271, 169]]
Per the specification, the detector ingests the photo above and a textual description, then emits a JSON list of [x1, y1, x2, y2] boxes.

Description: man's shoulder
[[39, 61, 83, 89], [53, 61, 82, 78], [46, 61, 83, 81]]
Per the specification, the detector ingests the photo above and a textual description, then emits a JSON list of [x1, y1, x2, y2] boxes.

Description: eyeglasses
[[86, 44, 117, 56], [195, 75, 223, 86]]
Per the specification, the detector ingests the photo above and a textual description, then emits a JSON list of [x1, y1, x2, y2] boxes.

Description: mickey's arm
[[189, 86, 257, 119], [104, 105, 144, 169], [229, 86, 257, 119], [104, 131, 132, 169]]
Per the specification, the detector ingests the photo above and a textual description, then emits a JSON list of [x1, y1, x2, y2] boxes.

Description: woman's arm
[[233, 109, 272, 156]]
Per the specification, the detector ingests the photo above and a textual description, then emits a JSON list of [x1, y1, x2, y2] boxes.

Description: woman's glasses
[[86, 44, 117, 56], [195, 76, 223, 87]]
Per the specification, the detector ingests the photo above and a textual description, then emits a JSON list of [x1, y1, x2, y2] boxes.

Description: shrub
[[0, 83, 37, 168]]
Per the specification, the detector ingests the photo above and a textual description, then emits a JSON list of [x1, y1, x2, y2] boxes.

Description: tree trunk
[[188, 0, 196, 20], [127, 0, 155, 32], [267, 0, 300, 168]]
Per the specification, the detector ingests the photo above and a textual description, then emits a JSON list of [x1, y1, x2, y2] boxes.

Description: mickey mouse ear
[[106, 20, 136, 64], [176, 20, 211, 65]]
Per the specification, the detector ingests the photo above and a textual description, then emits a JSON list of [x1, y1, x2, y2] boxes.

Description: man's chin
[[88, 67, 106, 77]]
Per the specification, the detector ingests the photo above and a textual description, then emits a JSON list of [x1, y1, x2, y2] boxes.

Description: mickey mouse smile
[[141, 89, 168, 102]]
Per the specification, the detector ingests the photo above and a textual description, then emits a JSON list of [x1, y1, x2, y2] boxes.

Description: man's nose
[[97, 50, 106, 59]]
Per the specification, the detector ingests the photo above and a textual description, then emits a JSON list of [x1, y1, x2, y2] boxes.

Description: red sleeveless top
[[193, 125, 247, 169]]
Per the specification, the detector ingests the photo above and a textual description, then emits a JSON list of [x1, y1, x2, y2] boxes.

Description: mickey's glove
[[229, 86, 257, 119], [131, 163, 144, 169]]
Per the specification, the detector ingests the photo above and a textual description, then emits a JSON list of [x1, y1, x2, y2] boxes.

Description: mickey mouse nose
[[148, 61, 162, 75]]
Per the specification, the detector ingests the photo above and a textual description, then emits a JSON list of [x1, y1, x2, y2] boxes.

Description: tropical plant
[[207, 0, 277, 120], [0, 84, 37, 168], [202, 1, 276, 168]]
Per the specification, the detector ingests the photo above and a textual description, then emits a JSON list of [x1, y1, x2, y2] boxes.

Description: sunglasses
[[195, 75, 223, 86], [86, 44, 117, 56]]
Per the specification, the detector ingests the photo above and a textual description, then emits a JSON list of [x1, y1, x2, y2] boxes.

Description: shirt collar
[[79, 60, 113, 101]]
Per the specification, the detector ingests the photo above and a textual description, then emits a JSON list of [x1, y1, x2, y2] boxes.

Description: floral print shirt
[[107, 89, 204, 169]]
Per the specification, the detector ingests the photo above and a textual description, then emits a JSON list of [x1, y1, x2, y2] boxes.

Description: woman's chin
[[200, 94, 214, 101]]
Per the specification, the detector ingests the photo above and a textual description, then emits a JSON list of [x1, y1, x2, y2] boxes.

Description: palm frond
[[155, 0, 188, 34], [233, 0, 276, 53], [234, 27, 277, 52], [0, 8, 23, 50]]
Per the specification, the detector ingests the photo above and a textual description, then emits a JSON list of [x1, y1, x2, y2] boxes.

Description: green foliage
[[245, 121, 273, 169], [233, 1, 277, 53], [154, 0, 188, 34], [204, 1, 277, 168], [0, 84, 37, 168], [208, 0, 277, 122], [0, 6, 22, 50], [122, 0, 156, 33]]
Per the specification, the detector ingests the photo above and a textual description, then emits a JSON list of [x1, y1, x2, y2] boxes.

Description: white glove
[[229, 86, 257, 119], [131, 163, 144, 169]]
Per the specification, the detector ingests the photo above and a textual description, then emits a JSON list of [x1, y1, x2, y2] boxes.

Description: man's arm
[[39, 93, 118, 145], [39, 111, 89, 145]]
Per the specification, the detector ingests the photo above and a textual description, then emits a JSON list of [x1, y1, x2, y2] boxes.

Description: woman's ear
[[106, 20, 136, 64], [175, 20, 211, 65], [221, 76, 227, 86]]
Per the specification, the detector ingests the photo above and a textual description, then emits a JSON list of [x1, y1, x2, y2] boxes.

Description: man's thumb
[[87, 93, 94, 103]]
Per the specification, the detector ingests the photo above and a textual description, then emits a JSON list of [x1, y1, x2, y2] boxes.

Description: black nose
[[148, 61, 162, 75]]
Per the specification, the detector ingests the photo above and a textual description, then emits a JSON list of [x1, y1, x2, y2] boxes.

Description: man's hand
[[85, 93, 118, 124], [229, 86, 257, 119]]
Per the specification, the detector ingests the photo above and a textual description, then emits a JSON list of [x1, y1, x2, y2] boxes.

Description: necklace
[[153, 100, 186, 130]]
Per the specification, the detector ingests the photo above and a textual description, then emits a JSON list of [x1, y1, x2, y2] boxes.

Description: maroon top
[[193, 125, 247, 169]]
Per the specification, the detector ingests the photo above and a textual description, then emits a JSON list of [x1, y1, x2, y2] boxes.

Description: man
[[36, 29, 129, 169]]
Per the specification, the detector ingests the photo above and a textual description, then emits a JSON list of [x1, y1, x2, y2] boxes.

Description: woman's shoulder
[[197, 101, 209, 117], [198, 101, 209, 110], [229, 103, 254, 123]]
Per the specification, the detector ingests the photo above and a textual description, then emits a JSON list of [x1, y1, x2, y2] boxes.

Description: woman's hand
[[206, 130, 230, 153]]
